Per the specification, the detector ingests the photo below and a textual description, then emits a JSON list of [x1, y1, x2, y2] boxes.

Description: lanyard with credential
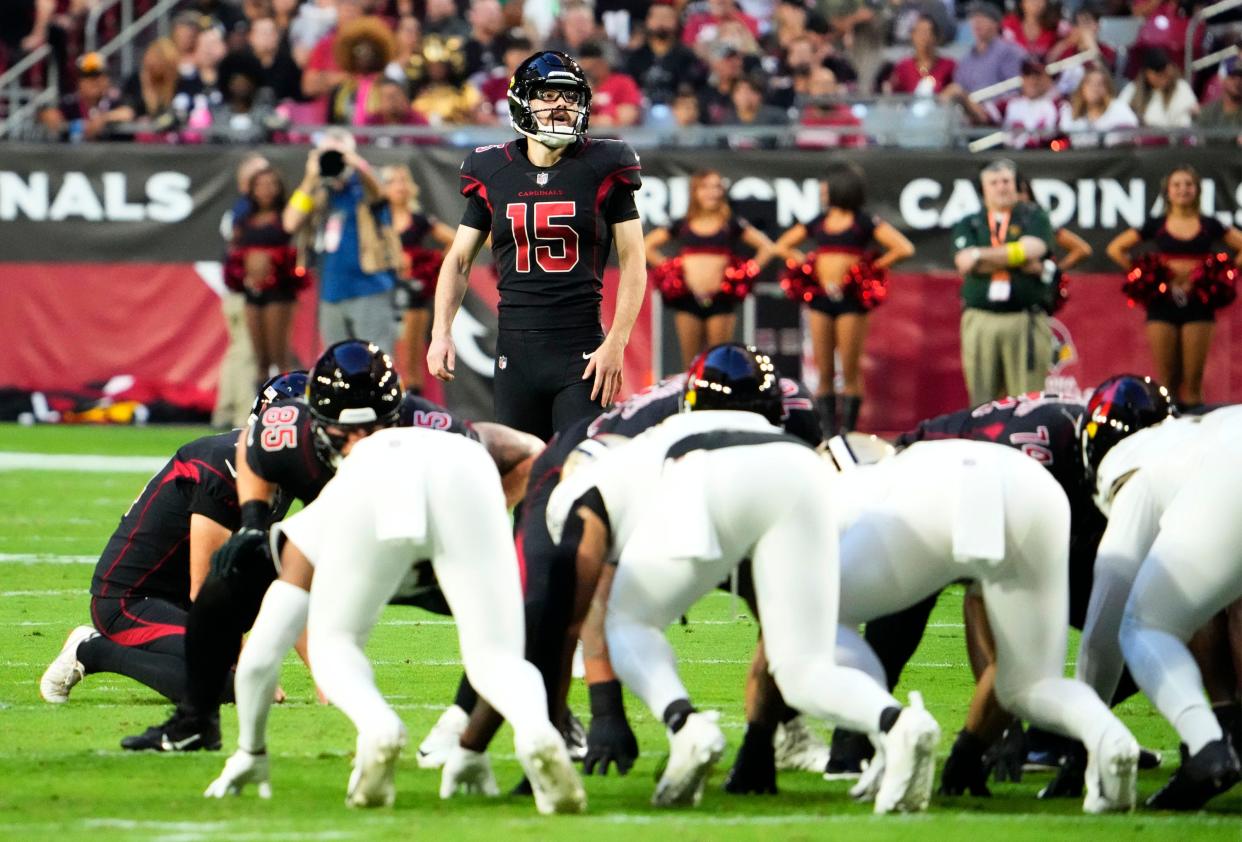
[[987, 210, 1011, 303]]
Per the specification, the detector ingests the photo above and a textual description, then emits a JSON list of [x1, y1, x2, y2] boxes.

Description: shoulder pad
[[459, 143, 514, 198], [581, 138, 642, 186]]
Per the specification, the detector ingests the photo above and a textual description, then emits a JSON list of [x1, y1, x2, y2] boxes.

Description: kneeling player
[[280, 427, 584, 811], [39, 373, 305, 716], [547, 348, 940, 812]]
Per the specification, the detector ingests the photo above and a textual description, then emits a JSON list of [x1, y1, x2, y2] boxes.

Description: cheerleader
[[773, 163, 914, 434], [644, 170, 777, 368], [1106, 165, 1242, 409], [382, 164, 455, 394], [227, 166, 301, 387]]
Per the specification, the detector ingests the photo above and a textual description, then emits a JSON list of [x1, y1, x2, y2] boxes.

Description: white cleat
[[346, 729, 406, 808], [847, 742, 885, 802], [516, 727, 587, 815], [416, 704, 468, 769], [874, 693, 940, 815], [204, 749, 272, 799], [653, 711, 727, 807], [775, 716, 832, 773], [39, 625, 98, 704], [439, 745, 500, 799], [1084, 727, 1139, 814]]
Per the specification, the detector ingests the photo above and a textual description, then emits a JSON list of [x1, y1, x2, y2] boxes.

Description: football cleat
[[515, 726, 587, 814], [346, 728, 407, 808], [1146, 738, 1241, 810], [653, 711, 727, 807], [121, 707, 222, 752], [439, 745, 500, 799], [774, 716, 831, 773], [416, 704, 469, 769], [1083, 726, 1138, 813], [1139, 747, 1163, 770], [874, 693, 940, 814], [204, 749, 272, 799], [39, 625, 98, 703]]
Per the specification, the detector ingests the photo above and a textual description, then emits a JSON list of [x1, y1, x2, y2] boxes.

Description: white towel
[[951, 455, 1006, 566]]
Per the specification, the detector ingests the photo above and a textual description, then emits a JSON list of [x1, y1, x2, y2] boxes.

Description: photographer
[[283, 128, 400, 355]]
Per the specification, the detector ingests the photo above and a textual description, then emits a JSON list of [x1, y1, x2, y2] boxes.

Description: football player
[[1081, 398, 1242, 808], [428, 346, 825, 798], [544, 347, 941, 812], [38, 372, 307, 716], [268, 426, 586, 811], [427, 50, 647, 439], [126, 341, 539, 755]]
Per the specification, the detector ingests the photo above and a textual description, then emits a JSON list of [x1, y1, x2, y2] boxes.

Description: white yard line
[[0, 553, 96, 565], [0, 452, 165, 473]]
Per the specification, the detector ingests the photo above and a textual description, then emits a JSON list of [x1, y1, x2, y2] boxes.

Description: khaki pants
[[960, 308, 1051, 406], [212, 292, 258, 429]]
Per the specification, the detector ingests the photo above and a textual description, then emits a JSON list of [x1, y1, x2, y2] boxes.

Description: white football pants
[[605, 443, 899, 733], [288, 429, 553, 750], [833, 443, 1128, 753], [1120, 458, 1242, 754]]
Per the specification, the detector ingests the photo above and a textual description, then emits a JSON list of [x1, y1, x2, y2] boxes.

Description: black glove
[[722, 724, 777, 795], [1037, 741, 1086, 800], [210, 527, 270, 580], [583, 681, 638, 776], [986, 723, 1026, 784], [939, 729, 991, 797]]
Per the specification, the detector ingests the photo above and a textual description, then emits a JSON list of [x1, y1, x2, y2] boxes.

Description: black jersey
[[668, 216, 750, 256], [458, 137, 642, 330], [896, 392, 1099, 525], [806, 212, 878, 254], [526, 375, 821, 503], [1139, 214, 1227, 258], [91, 432, 249, 605], [247, 394, 477, 505]]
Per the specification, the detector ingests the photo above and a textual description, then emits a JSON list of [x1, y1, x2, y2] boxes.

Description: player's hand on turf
[[205, 749, 271, 799], [583, 713, 638, 776], [427, 334, 456, 382], [583, 337, 624, 406], [986, 725, 1025, 784], [439, 745, 500, 798], [939, 730, 991, 797], [210, 527, 269, 580]]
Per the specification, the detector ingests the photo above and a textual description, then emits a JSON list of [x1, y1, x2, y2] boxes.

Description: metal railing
[[86, 0, 183, 80], [0, 45, 57, 140], [1186, 0, 1242, 80]]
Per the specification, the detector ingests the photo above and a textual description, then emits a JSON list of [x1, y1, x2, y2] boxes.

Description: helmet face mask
[[509, 51, 592, 148], [307, 341, 403, 470], [1079, 374, 1175, 480]]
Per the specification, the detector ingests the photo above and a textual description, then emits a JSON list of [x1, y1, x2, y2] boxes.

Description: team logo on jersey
[[527, 170, 558, 186], [498, 355, 508, 370], [536, 172, 549, 186]]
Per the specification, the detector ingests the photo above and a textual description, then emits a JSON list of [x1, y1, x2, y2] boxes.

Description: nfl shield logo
[[536, 172, 549, 186], [498, 355, 507, 370]]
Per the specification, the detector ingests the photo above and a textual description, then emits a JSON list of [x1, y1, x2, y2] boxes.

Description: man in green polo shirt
[[952, 159, 1056, 405]]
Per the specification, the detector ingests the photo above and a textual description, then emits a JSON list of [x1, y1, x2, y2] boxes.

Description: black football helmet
[[508, 50, 591, 149], [1080, 374, 1175, 479], [307, 341, 403, 468], [682, 343, 783, 426], [247, 369, 309, 426]]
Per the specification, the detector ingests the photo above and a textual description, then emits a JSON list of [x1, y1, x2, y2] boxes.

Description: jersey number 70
[[505, 201, 579, 273]]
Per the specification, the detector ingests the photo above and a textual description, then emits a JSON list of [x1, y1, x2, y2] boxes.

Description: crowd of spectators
[[7, 0, 1242, 146]]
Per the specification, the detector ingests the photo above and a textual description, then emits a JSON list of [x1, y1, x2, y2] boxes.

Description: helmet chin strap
[[514, 101, 582, 148]]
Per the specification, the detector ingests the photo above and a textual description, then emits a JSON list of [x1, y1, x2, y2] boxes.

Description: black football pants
[[494, 325, 604, 440]]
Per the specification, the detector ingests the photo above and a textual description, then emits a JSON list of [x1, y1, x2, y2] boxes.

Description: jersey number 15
[[505, 201, 579, 274]]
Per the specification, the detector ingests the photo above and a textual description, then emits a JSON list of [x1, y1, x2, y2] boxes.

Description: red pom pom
[[719, 256, 758, 301], [651, 257, 690, 301], [1189, 252, 1238, 310], [1122, 254, 1173, 306], [780, 251, 823, 303], [405, 246, 444, 296], [842, 256, 889, 311]]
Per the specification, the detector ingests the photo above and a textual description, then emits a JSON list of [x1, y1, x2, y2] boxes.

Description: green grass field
[[1, 423, 1238, 841]]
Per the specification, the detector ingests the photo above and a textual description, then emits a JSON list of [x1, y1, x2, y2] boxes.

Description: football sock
[[663, 699, 696, 734], [453, 675, 479, 714], [235, 581, 309, 754], [878, 706, 901, 734], [78, 635, 186, 702]]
